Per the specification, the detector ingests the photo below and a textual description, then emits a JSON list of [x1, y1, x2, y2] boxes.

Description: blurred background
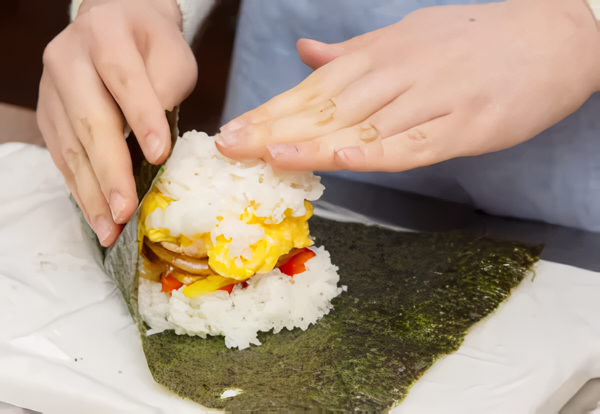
[[0, 0, 241, 146]]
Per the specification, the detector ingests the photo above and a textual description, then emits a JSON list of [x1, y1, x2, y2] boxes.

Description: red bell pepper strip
[[275, 248, 302, 268], [219, 280, 249, 294], [219, 283, 235, 294], [161, 274, 184, 292], [278, 248, 316, 276], [218, 249, 316, 295]]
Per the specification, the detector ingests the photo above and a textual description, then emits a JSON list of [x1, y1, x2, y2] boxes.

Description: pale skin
[[37, 0, 197, 246], [38, 0, 600, 246]]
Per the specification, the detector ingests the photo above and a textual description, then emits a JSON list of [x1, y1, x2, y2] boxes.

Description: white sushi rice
[[145, 131, 324, 258], [138, 246, 345, 350]]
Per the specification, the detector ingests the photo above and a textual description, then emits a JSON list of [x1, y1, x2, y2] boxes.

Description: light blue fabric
[[222, 0, 600, 232]]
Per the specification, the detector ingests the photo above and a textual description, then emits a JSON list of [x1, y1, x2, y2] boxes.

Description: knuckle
[[76, 6, 112, 37], [181, 61, 199, 94], [105, 67, 132, 104], [61, 144, 87, 173], [91, 45, 123, 73], [249, 106, 273, 125], [48, 150, 76, 188], [53, 156, 72, 179], [181, 47, 199, 79], [76, 117, 96, 145], [402, 127, 438, 169], [357, 121, 380, 143], [406, 126, 429, 142], [314, 99, 336, 127], [155, 55, 198, 106], [42, 38, 63, 68]]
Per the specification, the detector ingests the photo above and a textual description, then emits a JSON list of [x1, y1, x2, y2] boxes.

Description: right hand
[[217, 0, 600, 174], [37, 0, 197, 246]]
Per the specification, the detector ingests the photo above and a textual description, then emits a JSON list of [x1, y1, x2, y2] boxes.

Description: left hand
[[37, 0, 197, 246], [216, 0, 600, 172]]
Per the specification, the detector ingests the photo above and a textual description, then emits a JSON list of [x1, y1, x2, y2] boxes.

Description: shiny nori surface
[[141, 216, 542, 411]]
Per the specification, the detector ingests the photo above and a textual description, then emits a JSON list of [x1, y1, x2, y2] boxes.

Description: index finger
[[91, 38, 172, 165], [216, 52, 372, 159], [43, 36, 138, 225]]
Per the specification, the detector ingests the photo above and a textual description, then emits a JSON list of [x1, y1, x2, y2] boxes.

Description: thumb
[[296, 38, 346, 70]]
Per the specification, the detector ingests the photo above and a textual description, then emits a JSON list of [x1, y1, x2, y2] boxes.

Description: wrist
[[509, 0, 598, 24], [508, 0, 600, 90]]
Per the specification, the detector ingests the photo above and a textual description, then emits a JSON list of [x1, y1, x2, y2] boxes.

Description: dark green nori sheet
[[139, 217, 542, 411], [96, 111, 542, 411], [127, 109, 179, 202]]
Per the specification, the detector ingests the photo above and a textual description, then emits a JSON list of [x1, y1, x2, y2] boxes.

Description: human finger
[[296, 27, 382, 71], [43, 37, 138, 225], [37, 72, 122, 246], [143, 19, 198, 112], [296, 39, 345, 70], [265, 86, 452, 171], [267, 67, 412, 145], [333, 114, 464, 172], [90, 36, 172, 165], [216, 51, 372, 157]]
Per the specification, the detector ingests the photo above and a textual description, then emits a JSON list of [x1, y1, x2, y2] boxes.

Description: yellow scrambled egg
[[138, 188, 313, 298]]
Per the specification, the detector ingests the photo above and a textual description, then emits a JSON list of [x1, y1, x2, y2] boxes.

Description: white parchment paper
[[1, 143, 600, 414]]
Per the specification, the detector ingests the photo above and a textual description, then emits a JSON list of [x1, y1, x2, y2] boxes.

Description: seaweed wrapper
[[93, 115, 542, 412]]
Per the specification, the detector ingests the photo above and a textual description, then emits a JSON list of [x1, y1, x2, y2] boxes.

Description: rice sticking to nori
[[138, 217, 541, 411], [134, 131, 346, 349], [98, 113, 542, 411]]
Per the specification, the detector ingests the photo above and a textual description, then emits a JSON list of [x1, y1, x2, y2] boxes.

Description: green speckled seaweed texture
[[95, 114, 542, 411], [141, 216, 542, 411]]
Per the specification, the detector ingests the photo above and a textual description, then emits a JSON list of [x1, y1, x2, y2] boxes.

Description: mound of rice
[[144, 130, 324, 256], [139, 246, 344, 349], [138, 131, 345, 349]]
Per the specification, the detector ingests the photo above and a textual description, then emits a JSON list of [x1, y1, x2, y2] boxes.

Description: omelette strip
[[138, 189, 315, 298]]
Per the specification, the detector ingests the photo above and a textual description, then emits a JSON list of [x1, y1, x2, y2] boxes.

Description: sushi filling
[[138, 246, 344, 350], [139, 237, 320, 295], [136, 131, 344, 349]]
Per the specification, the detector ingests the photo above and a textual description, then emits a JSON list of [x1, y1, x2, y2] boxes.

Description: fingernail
[[145, 132, 163, 163], [220, 118, 248, 134], [109, 190, 126, 223], [268, 144, 298, 160], [215, 127, 247, 149], [335, 146, 363, 163], [92, 215, 112, 245]]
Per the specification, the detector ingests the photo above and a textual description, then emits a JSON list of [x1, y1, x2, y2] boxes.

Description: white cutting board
[[1, 143, 599, 414]]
